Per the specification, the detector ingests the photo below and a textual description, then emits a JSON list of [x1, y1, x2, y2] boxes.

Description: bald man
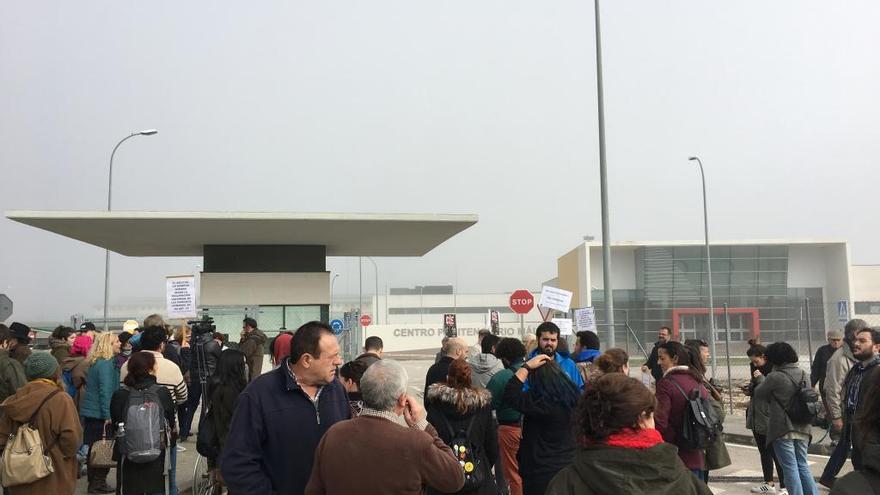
[[424, 337, 467, 399]]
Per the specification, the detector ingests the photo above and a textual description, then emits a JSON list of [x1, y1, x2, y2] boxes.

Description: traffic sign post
[[509, 290, 534, 336], [359, 314, 372, 327], [330, 319, 344, 335], [0, 294, 11, 322]]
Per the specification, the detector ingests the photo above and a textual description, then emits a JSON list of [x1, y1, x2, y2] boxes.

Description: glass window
[[285, 306, 322, 330], [674, 246, 703, 259], [731, 246, 758, 258]]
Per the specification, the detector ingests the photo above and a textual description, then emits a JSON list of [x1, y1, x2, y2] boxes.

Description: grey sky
[[2, 1, 879, 322]]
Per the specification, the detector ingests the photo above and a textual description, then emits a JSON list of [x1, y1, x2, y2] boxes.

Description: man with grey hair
[[424, 337, 467, 399], [305, 360, 464, 495]]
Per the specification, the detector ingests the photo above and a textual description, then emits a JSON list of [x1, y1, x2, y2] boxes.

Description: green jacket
[[545, 442, 713, 495], [0, 350, 26, 403], [486, 360, 523, 424], [753, 363, 812, 445]]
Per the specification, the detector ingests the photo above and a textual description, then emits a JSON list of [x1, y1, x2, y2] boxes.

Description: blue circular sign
[[330, 319, 344, 335]]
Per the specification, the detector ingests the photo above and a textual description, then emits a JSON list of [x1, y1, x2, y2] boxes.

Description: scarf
[[584, 427, 664, 449]]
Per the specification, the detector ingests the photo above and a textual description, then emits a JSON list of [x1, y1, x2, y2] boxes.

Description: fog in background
[[2, 1, 878, 322]]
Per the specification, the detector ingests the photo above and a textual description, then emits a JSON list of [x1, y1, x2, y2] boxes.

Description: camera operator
[[180, 320, 222, 442]]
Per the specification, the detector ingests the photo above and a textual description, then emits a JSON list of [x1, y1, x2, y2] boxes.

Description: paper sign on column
[[574, 307, 597, 333], [552, 318, 574, 336], [166, 275, 197, 319], [539, 286, 573, 313]]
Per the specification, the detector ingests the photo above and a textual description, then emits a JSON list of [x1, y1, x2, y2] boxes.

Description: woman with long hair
[[684, 339, 731, 483], [745, 342, 785, 494], [425, 359, 498, 495], [753, 342, 818, 495], [503, 353, 581, 495], [545, 373, 711, 495], [110, 351, 176, 495], [206, 349, 249, 493], [339, 359, 368, 416], [654, 341, 711, 482], [79, 332, 121, 493]]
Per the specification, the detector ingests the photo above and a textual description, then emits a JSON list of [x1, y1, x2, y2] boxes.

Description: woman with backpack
[[79, 332, 121, 493], [753, 342, 819, 495], [654, 341, 711, 482], [204, 349, 248, 493], [110, 351, 177, 495], [545, 373, 712, 495], [0, 352, 82, 495], [425, 358, 498, 495], [745, 342, 786, 494], [502, 353, 580, 495]]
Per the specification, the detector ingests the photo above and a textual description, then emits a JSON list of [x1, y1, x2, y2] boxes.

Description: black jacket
[[110, 376, 176, 494], [425, 383, 499, 495], [502, 374, 576, 478], [190, 332, 222, 379], [831, 441, 880, 495], [220, 358, 351, 495], [645, 343, 663, 383], [545, 442, 713, 495], [425, 356, 455, 399], [811, 344, 837, 389]]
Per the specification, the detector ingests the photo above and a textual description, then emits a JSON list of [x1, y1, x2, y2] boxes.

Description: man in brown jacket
[[239, 317, 267, 381], [306, 359, 465, 495]]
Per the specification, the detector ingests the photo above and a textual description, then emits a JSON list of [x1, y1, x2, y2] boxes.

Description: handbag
[[88, 424, 115, 469], [1, 390, 60, 487]]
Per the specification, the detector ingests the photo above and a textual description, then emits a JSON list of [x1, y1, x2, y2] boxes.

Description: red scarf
[[585, 428, 664, 449]]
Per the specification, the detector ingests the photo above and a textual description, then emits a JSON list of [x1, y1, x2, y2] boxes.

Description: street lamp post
[[330, 274, 340, 317], [103, 129, 157, 331], [593, 0, 615, 347], [688, 156, 716, 377]]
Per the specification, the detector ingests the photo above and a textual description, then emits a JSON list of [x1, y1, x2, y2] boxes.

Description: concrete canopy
[[5, 210, 478, 257]]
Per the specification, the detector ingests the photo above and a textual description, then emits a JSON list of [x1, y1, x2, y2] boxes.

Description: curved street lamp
[[103, 129, 158, 330], [688, 156, 716, 377]]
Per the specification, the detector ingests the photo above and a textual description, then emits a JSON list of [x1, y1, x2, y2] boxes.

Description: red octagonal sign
[[509, 290, 534, 314], [359, 314, 372, 327]]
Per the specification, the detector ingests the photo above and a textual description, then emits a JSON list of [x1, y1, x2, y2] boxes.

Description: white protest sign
[[539, 286, 573, 313], [166, 275, 197, 319], [552, 318, 574, 336], [574, 307, 597, 333]]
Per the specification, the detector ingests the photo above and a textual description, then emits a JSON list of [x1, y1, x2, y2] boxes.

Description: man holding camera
[[179, 319, 222, 441]]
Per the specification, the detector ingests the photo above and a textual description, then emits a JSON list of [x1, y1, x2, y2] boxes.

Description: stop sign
[[509, 290, 534, 314], [360, 314, 372, 327]]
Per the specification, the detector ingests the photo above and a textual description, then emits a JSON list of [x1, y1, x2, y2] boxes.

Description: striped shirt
[[120, 350, 188, 405]]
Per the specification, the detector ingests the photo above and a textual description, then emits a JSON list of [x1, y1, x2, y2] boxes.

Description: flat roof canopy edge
[[5, 210, 479, 257]]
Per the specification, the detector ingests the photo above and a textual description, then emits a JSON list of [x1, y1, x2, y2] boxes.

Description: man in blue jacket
[[221, 321, 350, 494], [525, 322, 584, 389]]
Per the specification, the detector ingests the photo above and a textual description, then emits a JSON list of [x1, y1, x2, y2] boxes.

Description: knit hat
[[827, 330, 844, 339], [24, 353, 60, 381], [71, 335, 93, 357]]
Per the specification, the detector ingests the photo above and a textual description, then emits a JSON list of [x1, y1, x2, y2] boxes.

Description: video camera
[[188, 315, 216, 335]]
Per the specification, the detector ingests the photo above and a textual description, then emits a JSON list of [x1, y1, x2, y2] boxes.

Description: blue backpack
[[61, 369, 77, 397]]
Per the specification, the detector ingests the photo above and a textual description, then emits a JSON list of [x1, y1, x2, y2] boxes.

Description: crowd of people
[[0, 316, 877, 495], [0, 315, 266, 494]]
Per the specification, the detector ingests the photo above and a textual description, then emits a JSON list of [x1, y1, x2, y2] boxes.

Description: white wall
[[363, 322, 541, 353], [588, 246, 637, 290], [201, 272, 330, 306]]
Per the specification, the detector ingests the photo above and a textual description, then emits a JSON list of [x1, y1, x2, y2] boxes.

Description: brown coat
[[0, 381, 82, 495], [305, 415, 465, 495]]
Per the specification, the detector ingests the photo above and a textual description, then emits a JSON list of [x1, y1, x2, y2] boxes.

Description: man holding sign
[[524, 322, 584, 390]]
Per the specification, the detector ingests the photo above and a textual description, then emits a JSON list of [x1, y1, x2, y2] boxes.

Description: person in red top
[[654, 341, 711, 482], [270, 331, 294, 368]]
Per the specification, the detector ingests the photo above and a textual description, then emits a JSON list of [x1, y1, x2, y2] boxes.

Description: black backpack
[[669, 380, 720, 450], [773, 370, 820, 425], [438, 413, 485, 491]]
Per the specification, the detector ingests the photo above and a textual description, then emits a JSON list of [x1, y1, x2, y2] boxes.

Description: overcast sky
[[2, 1, 878, 322]]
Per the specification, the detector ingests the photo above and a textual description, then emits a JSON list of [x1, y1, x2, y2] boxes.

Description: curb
[[723, 432, 835, 456]]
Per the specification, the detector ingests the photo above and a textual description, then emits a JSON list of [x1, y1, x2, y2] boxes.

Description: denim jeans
[[819, 423, 850, 483], [772, 438, 818, 495]]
